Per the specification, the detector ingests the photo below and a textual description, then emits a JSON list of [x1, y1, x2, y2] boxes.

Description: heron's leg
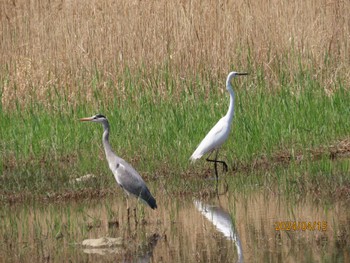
[[134, 208, 138, 226], [126, 198, 130, 225]]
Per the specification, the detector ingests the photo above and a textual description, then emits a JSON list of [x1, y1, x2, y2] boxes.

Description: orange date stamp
[[274, 221, 327, 231]]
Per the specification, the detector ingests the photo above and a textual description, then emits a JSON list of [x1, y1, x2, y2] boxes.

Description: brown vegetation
[[245, 138, 350, 171], [1, 0, 349, 108]]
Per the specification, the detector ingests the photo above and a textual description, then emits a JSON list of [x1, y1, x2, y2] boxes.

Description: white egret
[[190, 71, 248, 181], [194, 200, 243, 263], [80, 114, 157, 212]]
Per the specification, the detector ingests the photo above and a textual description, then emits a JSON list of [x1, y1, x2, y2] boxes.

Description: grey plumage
[[80, 114, 157, 209]]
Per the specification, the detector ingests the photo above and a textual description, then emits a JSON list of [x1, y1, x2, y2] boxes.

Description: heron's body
[[190, 71, 247, 181], [80, 114, 157, 209]]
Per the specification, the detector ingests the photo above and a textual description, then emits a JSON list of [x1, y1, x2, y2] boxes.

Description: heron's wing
[[114, 163, 157, 209], [115, 163, 144, 193]]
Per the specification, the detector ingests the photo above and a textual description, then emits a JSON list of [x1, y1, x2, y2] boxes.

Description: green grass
[[0, 64, 349, 200]]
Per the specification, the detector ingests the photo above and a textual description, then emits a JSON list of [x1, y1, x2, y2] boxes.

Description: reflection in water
[[194, 200, 243, 263], [124, 233, 160, 263], [82, 233, 160, 262], [1, 189, 349, 262]]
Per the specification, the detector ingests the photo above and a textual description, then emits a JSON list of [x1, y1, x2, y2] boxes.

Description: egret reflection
[[194, 200, 243, 263]]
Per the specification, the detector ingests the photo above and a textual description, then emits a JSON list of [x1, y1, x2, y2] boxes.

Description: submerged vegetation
[[0, 0, 349, 203]]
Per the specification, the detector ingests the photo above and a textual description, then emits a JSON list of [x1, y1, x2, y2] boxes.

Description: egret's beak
[[236, 72, 248, 76], [79, 117, 93, 122]]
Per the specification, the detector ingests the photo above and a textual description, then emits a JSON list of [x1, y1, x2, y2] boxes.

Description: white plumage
[[190, 114, 231, 161], [190, 71, 248, 179]]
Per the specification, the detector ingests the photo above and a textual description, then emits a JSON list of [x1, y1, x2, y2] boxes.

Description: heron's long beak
[[79, 117, 93, 122], [236, 72, 248, 76]]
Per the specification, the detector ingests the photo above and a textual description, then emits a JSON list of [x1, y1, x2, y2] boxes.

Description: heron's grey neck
[[226, 83, 235, 123], [101, 120, 114, 159]]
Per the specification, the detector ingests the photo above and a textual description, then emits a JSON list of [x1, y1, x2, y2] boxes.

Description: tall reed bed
[[1, 0, 349, 109]]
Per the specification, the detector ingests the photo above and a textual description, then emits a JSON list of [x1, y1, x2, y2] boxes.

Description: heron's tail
[[141, 188, 157, 209], [147, 196, 157, 209]]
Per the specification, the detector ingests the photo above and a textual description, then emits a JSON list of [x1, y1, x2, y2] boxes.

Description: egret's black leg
[[206, 149, 228, 176], [214, 151, 219, 191], [222, 161, 228, 173], [206, 150, 219, 193]]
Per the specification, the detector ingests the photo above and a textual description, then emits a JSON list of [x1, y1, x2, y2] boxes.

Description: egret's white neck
[[225, 82, 235, 123]]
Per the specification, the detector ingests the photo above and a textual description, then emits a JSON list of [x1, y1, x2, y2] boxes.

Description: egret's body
[[80, 114, 157, 210], [190, 71, 248, 181]]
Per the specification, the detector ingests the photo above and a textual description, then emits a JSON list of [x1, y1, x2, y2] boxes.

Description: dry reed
[[1, 0, 349, 108]]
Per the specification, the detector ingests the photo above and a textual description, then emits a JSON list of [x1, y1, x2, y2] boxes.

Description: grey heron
[[80, 114, 157, 210], [190, 71, 248, 182]]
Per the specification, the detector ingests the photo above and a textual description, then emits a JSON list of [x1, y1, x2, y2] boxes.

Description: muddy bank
[[1, 138, 349, 205]]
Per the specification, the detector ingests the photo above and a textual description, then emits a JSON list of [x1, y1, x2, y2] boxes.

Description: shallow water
[[0, 184, 349, 263]]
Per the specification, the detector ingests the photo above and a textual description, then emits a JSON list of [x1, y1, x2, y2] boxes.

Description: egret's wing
[[190, 117, 229, 160]]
